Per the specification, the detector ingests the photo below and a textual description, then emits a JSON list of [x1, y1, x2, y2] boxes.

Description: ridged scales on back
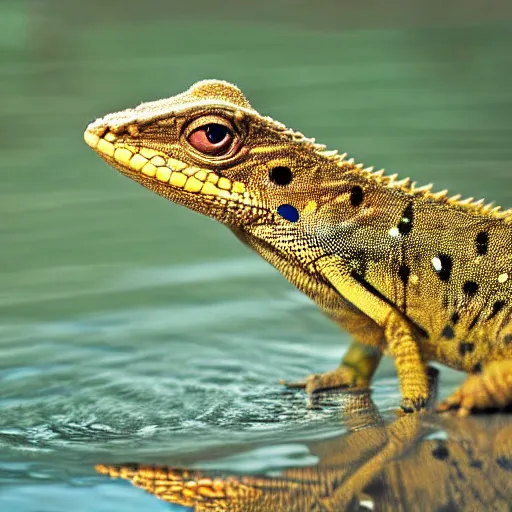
[[84, 79, 512, 414]]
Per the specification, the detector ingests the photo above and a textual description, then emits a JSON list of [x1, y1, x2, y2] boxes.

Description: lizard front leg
[[437, 360, 512, 416], [282, 340, 382, 393], [316, 255, 429, 412], [385, 311, 428, 412]]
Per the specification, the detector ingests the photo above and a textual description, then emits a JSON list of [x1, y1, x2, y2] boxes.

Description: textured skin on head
[[85, 80, 512, 413], [188, 79, 253, 108]]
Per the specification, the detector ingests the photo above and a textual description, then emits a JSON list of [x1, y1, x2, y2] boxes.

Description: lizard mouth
[[84, 127, 248, 201]]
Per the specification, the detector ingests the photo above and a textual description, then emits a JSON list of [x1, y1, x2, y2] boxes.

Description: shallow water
[[1, 1, 512, 510]]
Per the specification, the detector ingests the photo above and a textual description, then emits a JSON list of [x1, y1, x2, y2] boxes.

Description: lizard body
[[85, 80, 512, 413]]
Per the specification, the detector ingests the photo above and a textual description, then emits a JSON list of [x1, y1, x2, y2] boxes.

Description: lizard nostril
[[269, 166, 292, 186]]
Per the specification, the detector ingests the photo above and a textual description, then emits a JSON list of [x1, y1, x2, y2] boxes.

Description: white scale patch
[[388, 227, 400, 238], [431, 256, 442, 272]]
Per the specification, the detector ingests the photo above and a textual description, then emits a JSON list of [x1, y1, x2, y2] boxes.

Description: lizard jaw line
[[84, 128, 247, 200]]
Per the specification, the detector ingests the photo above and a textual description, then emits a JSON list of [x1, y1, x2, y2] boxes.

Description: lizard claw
[[279, 379, 307, 389], [400, 395, 428, 414]]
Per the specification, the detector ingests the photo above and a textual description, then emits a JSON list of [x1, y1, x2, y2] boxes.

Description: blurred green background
[[1, 1, 512, 510]]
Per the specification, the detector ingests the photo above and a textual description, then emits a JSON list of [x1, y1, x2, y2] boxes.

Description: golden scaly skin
[[95, 391, 512, 511], [84, 79, 512, 414]]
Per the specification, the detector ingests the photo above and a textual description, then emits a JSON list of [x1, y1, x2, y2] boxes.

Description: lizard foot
[[437, 360, 512, 416], [280, 365, 370, 394]]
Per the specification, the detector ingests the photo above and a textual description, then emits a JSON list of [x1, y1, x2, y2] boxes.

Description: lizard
[[84, 79, 512, 415]]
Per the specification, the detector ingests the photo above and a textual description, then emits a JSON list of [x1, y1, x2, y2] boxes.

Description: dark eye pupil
[[269, 166, 292, 186], [205, 124, 228, 144]]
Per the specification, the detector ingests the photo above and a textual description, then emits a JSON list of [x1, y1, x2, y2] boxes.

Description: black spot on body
[[398, 203, 413, 235], [463, 281, 479, 296], [488, 300, 506, 320], [470, 459, 483, 469], [350, 186, 364, 207], [475, 231, 489, 256], [432, 442, 450, 460], [468, 315, 480, 331], [269, 166, 292, 186], [472, 362, 482, 374], [496, 457, 512, 471], [504, 334, 512, 344], [451, 311, 460, 324], [435, 254, 453, 282], [398, 264, 410, 284], [459, 342, 475, 356], [441, 325, 455, 339]]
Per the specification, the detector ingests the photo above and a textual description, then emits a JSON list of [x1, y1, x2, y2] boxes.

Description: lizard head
[[84, 80, 358, 266]]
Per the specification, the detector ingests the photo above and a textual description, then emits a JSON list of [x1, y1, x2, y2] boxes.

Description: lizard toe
[[281, 366, 370, 395]]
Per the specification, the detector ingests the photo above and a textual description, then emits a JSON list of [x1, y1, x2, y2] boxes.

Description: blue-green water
[[1, 1, 512, 510]]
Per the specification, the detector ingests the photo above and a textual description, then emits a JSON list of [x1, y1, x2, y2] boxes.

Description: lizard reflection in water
[[96, 382, 512, 511], [84, 80, 512, 414]]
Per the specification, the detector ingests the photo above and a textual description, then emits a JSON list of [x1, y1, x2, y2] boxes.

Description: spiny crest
[[359, 160, 511, 221], [252, 114, 512, 221], [359, 160, 511, 220], [313, 140, 511, 221]]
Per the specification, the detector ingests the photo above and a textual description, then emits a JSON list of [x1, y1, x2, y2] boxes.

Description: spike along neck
[[321, 150, 510, 220]]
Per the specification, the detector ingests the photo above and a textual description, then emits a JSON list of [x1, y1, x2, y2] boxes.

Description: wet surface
[[96, 392, 512, 511], [1, 1, 512, 510]]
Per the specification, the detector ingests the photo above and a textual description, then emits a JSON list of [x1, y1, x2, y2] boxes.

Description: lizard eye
[[187, 123, 233, 155]]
